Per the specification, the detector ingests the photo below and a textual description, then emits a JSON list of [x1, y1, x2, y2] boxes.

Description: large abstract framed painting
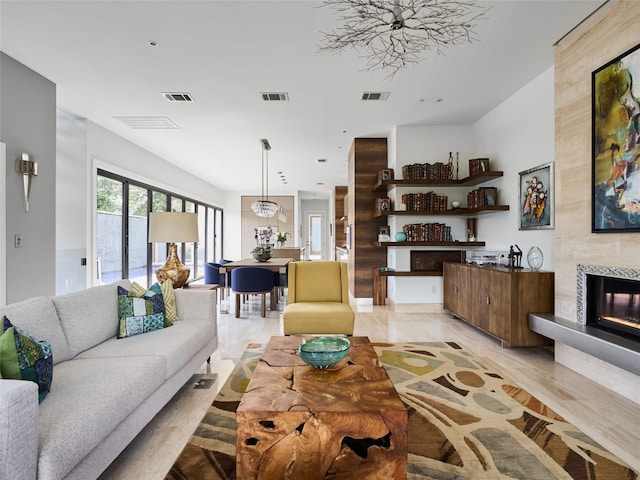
[[592, 43, 640, 232], [519, 162, 554, 230]]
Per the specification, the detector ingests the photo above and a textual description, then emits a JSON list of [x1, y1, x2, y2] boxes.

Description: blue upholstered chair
[[204, 262, 225, 286], [231, 267, 275, 318]]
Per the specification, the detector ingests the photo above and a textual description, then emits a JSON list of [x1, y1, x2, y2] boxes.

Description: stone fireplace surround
[[529, 264, 640, 380]]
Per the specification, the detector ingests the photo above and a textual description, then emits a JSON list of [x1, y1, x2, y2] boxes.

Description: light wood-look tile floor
[[99, 296, 640, 479]]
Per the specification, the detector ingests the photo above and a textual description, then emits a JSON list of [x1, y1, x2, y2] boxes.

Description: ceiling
[[0, 0, 604, 199]]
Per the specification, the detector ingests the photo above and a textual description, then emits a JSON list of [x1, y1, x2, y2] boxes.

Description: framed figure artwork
[[592, 42, 640, 232], [519, 162, 554, 230]]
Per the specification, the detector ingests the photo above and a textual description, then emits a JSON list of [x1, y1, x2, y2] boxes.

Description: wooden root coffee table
[[236, 336, 407, 479]]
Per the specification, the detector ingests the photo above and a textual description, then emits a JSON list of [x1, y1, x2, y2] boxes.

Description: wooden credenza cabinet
[[443, 262, 554, 346]]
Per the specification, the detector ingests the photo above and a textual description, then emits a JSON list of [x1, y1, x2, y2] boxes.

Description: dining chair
[[230, 267, 276, 318]]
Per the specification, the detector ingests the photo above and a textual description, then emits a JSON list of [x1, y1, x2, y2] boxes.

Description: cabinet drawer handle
[[455, 286, 458, 293], [486, 296, 490, 305]]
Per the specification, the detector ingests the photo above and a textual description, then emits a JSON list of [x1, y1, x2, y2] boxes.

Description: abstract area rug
[[166, 342, 638, 479]]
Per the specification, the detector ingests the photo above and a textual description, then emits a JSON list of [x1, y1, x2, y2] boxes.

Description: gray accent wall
[[1, 52, 56, 303]]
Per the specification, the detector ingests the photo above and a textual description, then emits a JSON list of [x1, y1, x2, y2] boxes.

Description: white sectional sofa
[[0, 280, 218, 480]]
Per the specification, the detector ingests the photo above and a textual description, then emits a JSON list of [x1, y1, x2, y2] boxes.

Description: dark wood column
[[348, 138, 388, 300], [334, 186, 347, 249]]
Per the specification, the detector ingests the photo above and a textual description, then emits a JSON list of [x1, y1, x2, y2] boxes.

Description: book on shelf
[[401, 161, 454, 180], [468, 158, 490, 176], [401, 222, 453, 242], [401, 192, 448, 211], [467, 187, 498, 209]]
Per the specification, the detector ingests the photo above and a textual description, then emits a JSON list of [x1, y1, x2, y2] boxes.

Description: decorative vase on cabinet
[[527, 246, 543, 271]]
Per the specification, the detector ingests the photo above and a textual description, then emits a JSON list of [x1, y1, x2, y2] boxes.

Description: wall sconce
[[17, 153, 37, 212]]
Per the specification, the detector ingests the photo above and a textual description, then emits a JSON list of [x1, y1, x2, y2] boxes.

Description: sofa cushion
[[36, 356, 165, 480], [53, 280, 131, 357], [282, 302, 355, 335], [0, 317, 53, 402], [117, 285, 166, 338], [0, 297, 69, 364], [76, 319, 216, 379], [293, 261, 343, 302]]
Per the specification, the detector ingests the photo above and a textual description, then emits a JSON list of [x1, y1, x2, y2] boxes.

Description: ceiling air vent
[[361, 91, 390, 101], [162, 92, 194, 102], [261, 92, 289, 101], [114, 116, 179, 129]]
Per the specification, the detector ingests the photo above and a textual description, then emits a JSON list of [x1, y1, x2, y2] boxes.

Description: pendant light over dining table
[[251, 138, 278, 217]]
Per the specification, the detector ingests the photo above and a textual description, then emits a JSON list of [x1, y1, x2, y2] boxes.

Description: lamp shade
[[148, 212, 199, 243]]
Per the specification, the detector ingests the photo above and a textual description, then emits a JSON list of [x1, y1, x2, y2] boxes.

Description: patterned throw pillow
[[132, 280, 178, 326], [0, 316, 53, 403], [117, 286, 166, 339], [149, 280, 179, 324]]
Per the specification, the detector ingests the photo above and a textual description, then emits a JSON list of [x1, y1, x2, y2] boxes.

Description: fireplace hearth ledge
[[529, 313, 640, 376]]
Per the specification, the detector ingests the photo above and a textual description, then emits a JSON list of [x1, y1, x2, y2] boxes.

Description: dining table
[[219, 257, 294, 313]]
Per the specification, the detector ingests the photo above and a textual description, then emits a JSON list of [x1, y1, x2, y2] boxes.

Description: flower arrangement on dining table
[[252, 226, 274, 260]]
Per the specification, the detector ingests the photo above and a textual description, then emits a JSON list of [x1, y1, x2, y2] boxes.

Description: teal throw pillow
[[0, 316, 53, 403], [117, 286, 166, 338]]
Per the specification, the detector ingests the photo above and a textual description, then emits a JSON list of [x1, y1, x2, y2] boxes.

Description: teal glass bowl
[[299, 337, 350, 369]]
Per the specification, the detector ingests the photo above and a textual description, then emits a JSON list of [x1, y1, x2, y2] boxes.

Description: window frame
[[96, 168, 223, 286]]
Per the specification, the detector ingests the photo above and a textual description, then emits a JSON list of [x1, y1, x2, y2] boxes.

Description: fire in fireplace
[[586, 273, 640, 340]]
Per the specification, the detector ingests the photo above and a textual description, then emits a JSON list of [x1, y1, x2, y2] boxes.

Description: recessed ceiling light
[[316, 158, 328, 164], [148, 40, 158, 47]]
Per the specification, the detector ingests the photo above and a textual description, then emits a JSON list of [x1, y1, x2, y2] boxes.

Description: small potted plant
[[251, 245, 272, 262], [276, 231, 290, 248]]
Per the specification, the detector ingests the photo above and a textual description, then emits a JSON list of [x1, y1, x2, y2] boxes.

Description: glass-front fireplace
[[586, 274, 640, 339], [578, 264, 640, 341]]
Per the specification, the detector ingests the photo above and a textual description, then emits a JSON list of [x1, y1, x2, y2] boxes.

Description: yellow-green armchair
[[282, 261, 354, 335]]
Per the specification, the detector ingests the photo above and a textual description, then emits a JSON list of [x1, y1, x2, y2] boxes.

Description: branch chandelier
[[251, 138, 278, 218], [319, 0, 488, 76]]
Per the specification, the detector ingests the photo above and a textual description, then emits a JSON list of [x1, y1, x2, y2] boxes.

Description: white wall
[[472, 67, 556, 270], [83, 120, 227, 285], [386, 67, 556, 304], [387, 125, 474, 303]]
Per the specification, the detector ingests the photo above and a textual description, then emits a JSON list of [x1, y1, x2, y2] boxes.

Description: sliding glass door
[[96, 169, 223, 287]]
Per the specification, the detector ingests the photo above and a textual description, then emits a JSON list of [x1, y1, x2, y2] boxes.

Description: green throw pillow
[[117, 286, 166, 338], [0, 316, 53, 403]]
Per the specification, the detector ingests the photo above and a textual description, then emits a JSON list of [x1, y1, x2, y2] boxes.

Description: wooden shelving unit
[[372, 171, 504, 192], [377, 270, 442, 277], [373, 205, 509, 218], [374, 241, 485, 247]]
